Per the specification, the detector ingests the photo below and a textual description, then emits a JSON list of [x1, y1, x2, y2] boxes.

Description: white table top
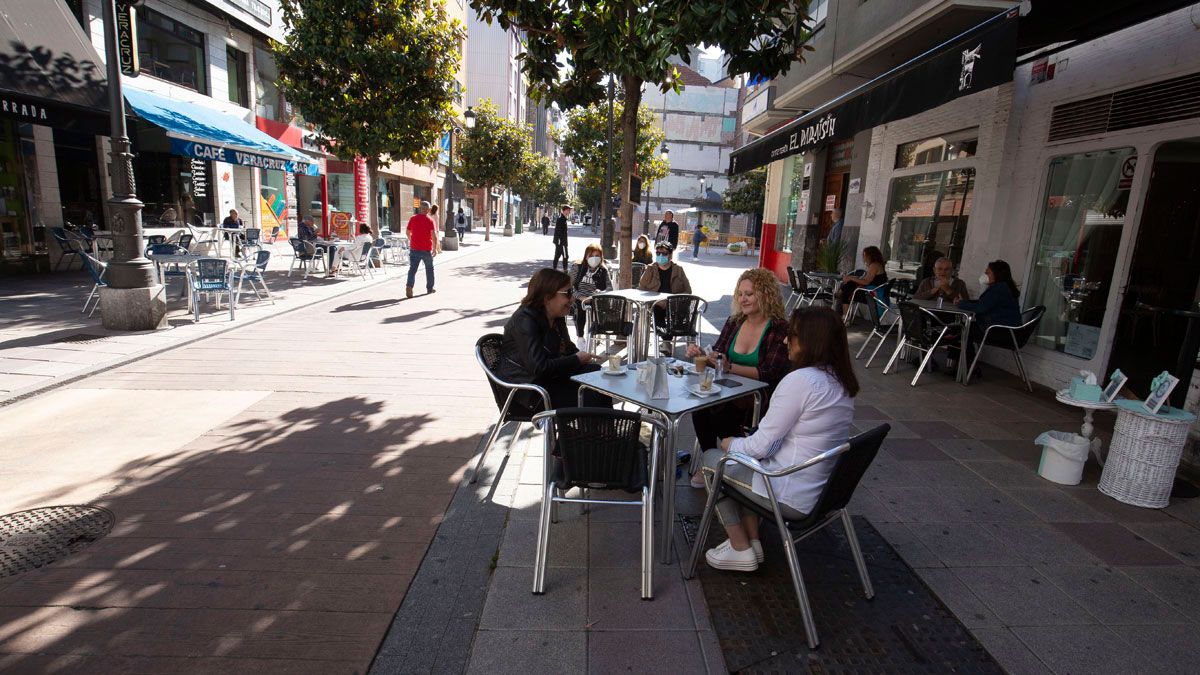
[[1055, 389, 1117, 410], [600, 288, 675, 304], [573, 361, 766, 416]]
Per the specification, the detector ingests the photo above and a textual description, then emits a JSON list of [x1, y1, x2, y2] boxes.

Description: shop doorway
[[1108, 139, 1200, 408], [818, 139, 853, 242]]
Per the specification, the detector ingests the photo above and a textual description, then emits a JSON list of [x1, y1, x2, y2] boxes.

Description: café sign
[[116, 3, 139, 77]]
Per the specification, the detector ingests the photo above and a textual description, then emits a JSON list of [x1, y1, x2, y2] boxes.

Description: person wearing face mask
[[498, 268, 612, 410], [571, 244, 610, 339], [639, 242, 692, 355], [913, 257, 970, 303], [633, 234, 653, 265], [948, 259, 1022, 376]]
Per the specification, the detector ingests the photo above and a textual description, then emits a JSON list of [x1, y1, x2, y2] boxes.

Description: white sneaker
[[689, 472, 706, 489], [751, 539, 764, 563], [705, 539, 759, 572]]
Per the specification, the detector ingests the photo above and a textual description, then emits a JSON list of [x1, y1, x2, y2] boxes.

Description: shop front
[[256, 116, 330, 238]]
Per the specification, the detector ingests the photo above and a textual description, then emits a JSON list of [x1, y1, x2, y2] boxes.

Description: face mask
[[637, 242, 646, 249], [587, 256, 601, 268], [655, 255, 669, 266], [979, 273, 990, 286]]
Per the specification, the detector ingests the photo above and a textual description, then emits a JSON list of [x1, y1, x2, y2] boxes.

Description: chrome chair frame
[[883, 303, 953, 387], [965, 306, 1046, 392], [470, 335, 552, 484], [856, 291, 901, 368]]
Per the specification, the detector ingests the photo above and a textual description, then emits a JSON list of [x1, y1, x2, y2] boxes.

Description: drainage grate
[[0, 506, 116, 579], [53, 333, 111, 345]]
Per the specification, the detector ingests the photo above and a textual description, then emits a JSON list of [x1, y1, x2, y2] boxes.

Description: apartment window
[[895, 129, 978, 169], [227, 47, 249, 108], [137, 7, 208, 93], [255, 45, 283, 120], [806, 0, 828, 28], [1026, 148, 1134, 358], [880, 168, 976, 276], [65, 0, 86, 29]]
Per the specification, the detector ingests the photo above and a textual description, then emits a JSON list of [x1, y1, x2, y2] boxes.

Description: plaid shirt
[[712, 316, 792, 405]]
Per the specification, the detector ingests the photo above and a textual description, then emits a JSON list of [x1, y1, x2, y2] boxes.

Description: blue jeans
[[407, 250, 434, 290]]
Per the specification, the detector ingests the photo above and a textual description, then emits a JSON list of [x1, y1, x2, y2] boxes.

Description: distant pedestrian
[[456, 208, 467, 240], [826, 208, 844, 244], [553, 205, 571, 272], [656, 210, 679, 249], [542, 213, 551, 235], [406, 200, 440, 297], [692, 222, 706, 259]]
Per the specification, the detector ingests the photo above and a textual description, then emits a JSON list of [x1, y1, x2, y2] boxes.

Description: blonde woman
[[685, 268, 792, 487]]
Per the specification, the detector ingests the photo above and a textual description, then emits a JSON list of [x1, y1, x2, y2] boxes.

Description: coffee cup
[[700, 368, 715, 391], [693, 355, 708, 373], [607, 355, 620, 371]]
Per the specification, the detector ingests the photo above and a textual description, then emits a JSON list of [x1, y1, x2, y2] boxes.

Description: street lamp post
[[647, 141, 668, 236], [99, 0, 165, 330], [441, 106, 475, 251]]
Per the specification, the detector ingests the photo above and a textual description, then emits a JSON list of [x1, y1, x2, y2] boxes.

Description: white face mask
[[637, 242, 646, 249], [979, 273, 990, 286], [587, 256, 601, 268]]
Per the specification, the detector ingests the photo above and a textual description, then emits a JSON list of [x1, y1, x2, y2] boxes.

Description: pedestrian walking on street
[[692, 221, 706, 259], [553, 205, 571, 272], [406, 200, 440, 297], [656, 210, 679, 249], [456, 208, 467, 241], [542, 213, 551, 235]]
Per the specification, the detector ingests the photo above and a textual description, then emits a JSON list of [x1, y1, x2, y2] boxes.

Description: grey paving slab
[[950, 419, 1028, 441], [1123, 520, 1200, 565], [913, 460, 997, 487], [1109, 623, 1200, 675], [1052, 522, 1182, 566], [478, 564, 588, 630], [881, 438, 953, 461], [587, 567, 695, 630], [860, 455, 926, 489], [868, 520, 945, 568], [914, 567, 1004, 630], [871, 486, 955, 523], [1011, 625, 1138, 675], [981, 522, 1105, 566], [1121, 565, 1200, 623], [498, 515, 588, 568], [964, 459, 1055, 489], [1001, 487, 1114, 523], [465, 630, 587, 675], [1057, 486, 1176, 523], [969, 628, 1053, 675], [908, 522, 1025, 567], [931, 437, 1014, 461], [588, 520, 647, 569], [846, 488, 900, 523], [901, 420, 974, 439], [588, 631, 707, 675], [953, 566, 1098, 626], [937, 484, 1038, 522], [1035, 565, 1190, 626]]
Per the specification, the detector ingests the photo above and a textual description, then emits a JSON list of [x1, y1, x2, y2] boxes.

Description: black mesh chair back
[[289, 237, 314, 260], [476, 333, 509, 409], [589, 295, 633, 337], [864, 281, 894, 329], [196, 258, 228, 284], [898, 301, 941, 347], [177, 234, 194, 251], [147, 243, 184, 256], [801, 424, 889, 525], [253, 249, 271, 272], [472, 334, 552, 485], [243, 228, 261, 246], [631, 262, 647, 284], [546, 408, 648, 493], [657, 294, 703, 339], [147, 235, 167, 247], [987, 305, 1045, 349]]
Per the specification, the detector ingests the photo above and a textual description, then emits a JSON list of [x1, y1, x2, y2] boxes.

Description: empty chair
[[80, 252, 107, 317], [145, 234, 167, 250], [49, 227, 86, 271], [176, 233, 194, 252], [532, 408, 663, 599], [240, 227, 262, 256], [653, 294, 706, 356], [801, 272, 835, 307], [965, 305, 1046, 391], [856, 289, 901, 368], [336, 240, 375, 279], [235, 250, 273, 304], [884, 302, 955, 386], [287, 237, 323, 277], [630, 262, 647, 290], [471, 333, 551, 484], [187, 258, 235, 322], [844, 279, 893, 327], [586, 294, 634, 354], [146, 242, 188, 288], [685, 423, 890, 649]]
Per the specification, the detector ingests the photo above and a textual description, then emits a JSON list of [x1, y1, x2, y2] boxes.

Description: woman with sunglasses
[[498, 268, 612, 410]]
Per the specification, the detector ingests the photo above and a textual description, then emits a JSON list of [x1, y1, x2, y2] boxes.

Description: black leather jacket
[[498, 306, 583, 390]]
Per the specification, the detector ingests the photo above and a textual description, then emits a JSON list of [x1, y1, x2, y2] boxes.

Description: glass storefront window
[[895, 129, 978, 169], [1026, 148, 1134, 358], [775, 155, 803, 253], [137, 7, 208, 93], [881, 168, 975, 277]]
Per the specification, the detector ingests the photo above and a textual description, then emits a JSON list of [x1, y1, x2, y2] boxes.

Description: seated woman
[[685, 268, 791, 488], [328, 224, 374, 277], [632, 234, 653, 265], [951, 259, 1022, 373], [836, 245, 888, 313], [571, 244, 610, 340], [638, 241, 692, 355], [913, 256, 970, 303], [700, 307, 858, 571], [498, 268, 611, 410]]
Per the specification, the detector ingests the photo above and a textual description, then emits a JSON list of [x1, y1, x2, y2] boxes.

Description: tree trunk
[[366, 157, 380, 237], [617, 74, 643, 289]]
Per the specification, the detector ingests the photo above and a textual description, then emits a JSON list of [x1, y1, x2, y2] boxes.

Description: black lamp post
[[442, 106, 475, 250]]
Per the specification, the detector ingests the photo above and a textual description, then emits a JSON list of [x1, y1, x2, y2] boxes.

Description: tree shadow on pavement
[[0, 395, 487, 672]]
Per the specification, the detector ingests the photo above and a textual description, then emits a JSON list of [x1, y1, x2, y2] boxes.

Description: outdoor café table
[[597, 288, 675, 362], [906, 298, 975, 384], [1055, 389, 1116, 467], [573, 364, 767, 564]]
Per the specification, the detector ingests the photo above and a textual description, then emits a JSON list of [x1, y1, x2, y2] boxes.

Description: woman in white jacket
[[328, 223, 375, 277], [701, 306, 859, 571]]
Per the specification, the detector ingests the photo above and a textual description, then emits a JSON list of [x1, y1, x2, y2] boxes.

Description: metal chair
[[586, 294, 634, 354], [801, 272, 835, 307], [338, 240, 375, 279], [80, 252, 107, 317], [471, 334, 551, 484], [531, 408, 664, 599], [652, 294, 707, 356], [630, 262, 647, 289], [235, 250, 273, 305], [856, 289, 901, 368], [145, 235, 168, 250], [50, 227, 86, 271], [176, 233, 194, 252], [965, 306, 1046, 391], [884, 301, 954, 386], [844, 279, 893, 326], [146, 242, 188, 287], [685, 423, 891, 649], [187, 258, 235, 322], [240, 227, 262, 256], [287, 238, 323, 277]]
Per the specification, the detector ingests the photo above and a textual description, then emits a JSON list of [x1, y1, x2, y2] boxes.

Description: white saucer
[[686, 383, 722, 397], [601, 367, 627, 376]]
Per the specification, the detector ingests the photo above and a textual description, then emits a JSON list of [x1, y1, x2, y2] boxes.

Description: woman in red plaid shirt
[[686, 268, 792, 488]]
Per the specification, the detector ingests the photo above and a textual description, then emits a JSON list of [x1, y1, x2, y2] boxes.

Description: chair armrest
[[716, 442, 851, 478]]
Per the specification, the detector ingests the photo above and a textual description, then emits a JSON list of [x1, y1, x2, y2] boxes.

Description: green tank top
[[728, 322, 768, 367]]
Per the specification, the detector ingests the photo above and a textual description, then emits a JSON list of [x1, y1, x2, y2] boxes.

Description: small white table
[[574, 364, 767, 564], [597, 288, 675, 361], [1055, 389, 1116, 466], [908, 298, 976, 384]]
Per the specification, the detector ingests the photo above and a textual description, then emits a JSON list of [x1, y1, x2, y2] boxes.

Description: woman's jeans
[[407, 250, 435, 290]]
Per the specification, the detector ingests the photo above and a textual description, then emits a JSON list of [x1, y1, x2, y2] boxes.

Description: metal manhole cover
[[54, 333, 110, 344], [0, 506, 116, 578]]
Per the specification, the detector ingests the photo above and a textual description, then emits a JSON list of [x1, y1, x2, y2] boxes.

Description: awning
[[124, 86, 320, 175], [728, 9, 1019, 175], [0, 0, 109, 133]]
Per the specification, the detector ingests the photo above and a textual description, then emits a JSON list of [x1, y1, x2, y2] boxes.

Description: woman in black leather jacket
[[498, 268, 612, 410]]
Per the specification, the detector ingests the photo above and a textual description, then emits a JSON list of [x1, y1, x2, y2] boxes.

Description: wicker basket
[[1099, 405, 1193, 508]]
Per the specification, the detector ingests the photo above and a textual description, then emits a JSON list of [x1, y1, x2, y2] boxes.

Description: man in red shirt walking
[[405, 200, 441, 298]]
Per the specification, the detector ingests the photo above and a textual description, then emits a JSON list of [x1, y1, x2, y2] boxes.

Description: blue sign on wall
[[170, 138, 319, 175]]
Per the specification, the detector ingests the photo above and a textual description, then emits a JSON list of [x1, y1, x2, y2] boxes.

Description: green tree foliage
[[723, 167, 767, 236], [274, 0, 464, 233], [560, 101, 668, 206], [468, 0, 815, 284], [456, 99, 531, 239], [510, 149, 558, 208], [541, 176, 569, 209]]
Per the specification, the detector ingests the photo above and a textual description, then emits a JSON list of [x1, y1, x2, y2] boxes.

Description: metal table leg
[[659, 413, 681, 564], [958, 316, 973, 384]]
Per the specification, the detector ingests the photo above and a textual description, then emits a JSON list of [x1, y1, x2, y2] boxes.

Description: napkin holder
[[637, 358, 671, 399], [1069, 373, 1102, 402]]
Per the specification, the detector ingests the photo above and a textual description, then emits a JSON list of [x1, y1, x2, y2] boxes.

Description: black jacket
[[572, 264, 610, 296], [554, 215, 569, 244], [656, 220, 679, 248], [498, 306, 583, 398]]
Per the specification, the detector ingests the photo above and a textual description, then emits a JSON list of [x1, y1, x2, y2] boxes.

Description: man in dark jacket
[[552, 205, 571, 271], [655, 210, 679, 249], [541, 213, 551, 235]]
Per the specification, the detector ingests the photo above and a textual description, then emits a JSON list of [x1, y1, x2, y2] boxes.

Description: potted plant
[[815, 238, 849, 273], [726, 241, 746, 255]]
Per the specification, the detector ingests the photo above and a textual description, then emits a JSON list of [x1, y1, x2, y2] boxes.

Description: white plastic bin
[[1035, 431, 1090, 486]]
